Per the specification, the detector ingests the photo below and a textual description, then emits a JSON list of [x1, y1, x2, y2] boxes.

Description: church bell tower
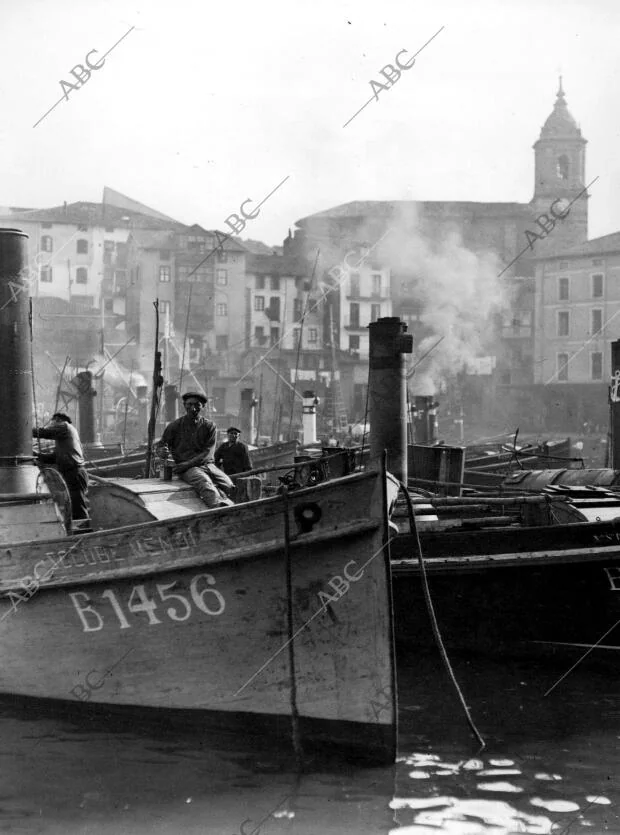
[[532, 78, 588, 250]]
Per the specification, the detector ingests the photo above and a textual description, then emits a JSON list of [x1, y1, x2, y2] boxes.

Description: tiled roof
[[246, 253, 307, 276], [295, 200, 529, 225], [4, 201, 188, 231]]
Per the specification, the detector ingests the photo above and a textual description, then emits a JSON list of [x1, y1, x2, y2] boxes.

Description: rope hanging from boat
[[398, 481, 486, 750], [282, 487, 304, 768], [29, 298, 39, 439]]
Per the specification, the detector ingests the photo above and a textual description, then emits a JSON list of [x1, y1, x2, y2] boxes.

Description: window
[[370, 304, 381, 323], [557, 353, 569, 382], [41, 236, 53, 252], [350, 302, 360, 328], [76, 267, 88, 284], [104, 298, 114, 314], [213, 387, 226, 413], [308, 328, 318, 343], [256, 276, 265, 290], [372, 274, 382, 296], [559, 261, 569, 270], [591, 352, 603, 381], [350, 273, 360, 297], [270, 276, 280, 291], [593, 259, 603, 267], [216, 303, 228, 316], [592, 309, 603, 335], [160, 250, 170, 261], [293, 298, 303, 321], [216, 269, 228, 286], [254, 295, 265, 311], [254, 326, 266, 344], [217, 251, 227, 264], [268, 297, 281, 320], [76, 239, 88, 254], [349, 335, 360, 350], [103, 240, 115, 251], [558, 277, 569, 301], [270, 327, 280, 346], [159, 266, 171, 283], [556, 155, 569, 180], [216, 335, 228, 352], [557, 311, 569, 337], [40, 267, 52, 283], [159, 300, 171, 318], [592, 274, 604, 298], [104, 226, 115, 233]]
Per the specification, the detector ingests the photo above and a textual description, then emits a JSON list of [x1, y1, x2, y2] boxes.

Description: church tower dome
[[532, 78, 588, 248]]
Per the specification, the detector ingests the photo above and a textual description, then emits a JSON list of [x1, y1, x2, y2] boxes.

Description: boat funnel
[[302, 390, 319, 445], [0, 228, 40, 494], [368, 317, 413, 483]]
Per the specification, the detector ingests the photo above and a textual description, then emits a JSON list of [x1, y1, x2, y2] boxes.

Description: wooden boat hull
[[392, 520, 620, 667], [0, 470, 399, 763]]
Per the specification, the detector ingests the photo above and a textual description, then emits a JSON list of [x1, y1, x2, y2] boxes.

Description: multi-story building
[[533, 234, 620, 431], [126, 225, 248, 418], [243, 253, 322, 438]]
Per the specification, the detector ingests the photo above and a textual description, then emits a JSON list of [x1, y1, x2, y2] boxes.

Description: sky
[[1, 0, 619, 246]]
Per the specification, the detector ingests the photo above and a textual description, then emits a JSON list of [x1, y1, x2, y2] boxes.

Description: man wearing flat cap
[[215, 427, 252, 476], [156, 391, 234, 508]]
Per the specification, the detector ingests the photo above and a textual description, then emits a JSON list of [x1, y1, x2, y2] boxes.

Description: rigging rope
[[398, 480, 486, 750]]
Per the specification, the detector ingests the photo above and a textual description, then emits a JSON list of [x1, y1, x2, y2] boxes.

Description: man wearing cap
[[215, 427, 252, 476], [156, 392, 234, 508]]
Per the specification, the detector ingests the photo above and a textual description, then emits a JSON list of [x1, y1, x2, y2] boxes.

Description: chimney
[[0, 228, 39, 493], [239, 388, 257, 442], [74, 370, 97, 445], [368, 317, 413, 483], [302, 390, 319, 445]]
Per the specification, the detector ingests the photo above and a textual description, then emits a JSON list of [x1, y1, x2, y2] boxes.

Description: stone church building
[[285, 80, 593, 437]]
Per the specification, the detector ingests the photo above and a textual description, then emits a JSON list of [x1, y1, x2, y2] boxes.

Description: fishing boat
[[362, 318, 620, 676], [0, 228, 399, 765]]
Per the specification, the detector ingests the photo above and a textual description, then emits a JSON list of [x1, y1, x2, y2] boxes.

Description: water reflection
[[0, 651, 617, 834]]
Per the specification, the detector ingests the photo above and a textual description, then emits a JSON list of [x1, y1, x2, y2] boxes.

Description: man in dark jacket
[[156, 392, 233, 508], [33, 412, 90, 520], [215, 427, 252, 476]]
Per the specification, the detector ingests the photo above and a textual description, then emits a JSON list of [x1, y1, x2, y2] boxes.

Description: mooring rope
[[282, 487, 304, 768], [398, 480, 486, 750]]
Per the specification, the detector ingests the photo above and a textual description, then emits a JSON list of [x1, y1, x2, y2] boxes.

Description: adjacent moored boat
[[0, 228, 399, 765]]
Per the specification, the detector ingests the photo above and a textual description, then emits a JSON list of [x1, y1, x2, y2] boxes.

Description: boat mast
[[145, 300, 164, 478]]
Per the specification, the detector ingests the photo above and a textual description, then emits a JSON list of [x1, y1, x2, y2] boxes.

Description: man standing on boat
[[215, 427, 252, 476], [156, 392, 234, 508], [33, 412, 90, 522]]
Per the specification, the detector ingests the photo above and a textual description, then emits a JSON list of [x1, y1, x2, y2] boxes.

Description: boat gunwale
[[1, 519, 383, 592], [3, 467, 383, 550]]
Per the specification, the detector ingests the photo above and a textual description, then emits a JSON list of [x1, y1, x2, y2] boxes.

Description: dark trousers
[[62, 467, 90, 520]]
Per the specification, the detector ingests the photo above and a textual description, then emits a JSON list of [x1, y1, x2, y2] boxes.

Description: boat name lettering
[[127, 529, 197, 560], [1, 549, 68, 612], [69, 572, 225, 632], [604, 567, 620, 591], [592, 532, 620, 544], [317, 560, 364, 608]]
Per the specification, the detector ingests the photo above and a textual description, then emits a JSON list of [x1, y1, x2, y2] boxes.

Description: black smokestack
[[0, 228, 38, 494]]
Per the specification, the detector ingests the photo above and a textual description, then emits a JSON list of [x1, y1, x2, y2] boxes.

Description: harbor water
[[0, 649, 618, 834]]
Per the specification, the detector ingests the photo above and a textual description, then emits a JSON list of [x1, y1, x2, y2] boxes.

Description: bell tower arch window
[[556, 155, 569, 180]]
